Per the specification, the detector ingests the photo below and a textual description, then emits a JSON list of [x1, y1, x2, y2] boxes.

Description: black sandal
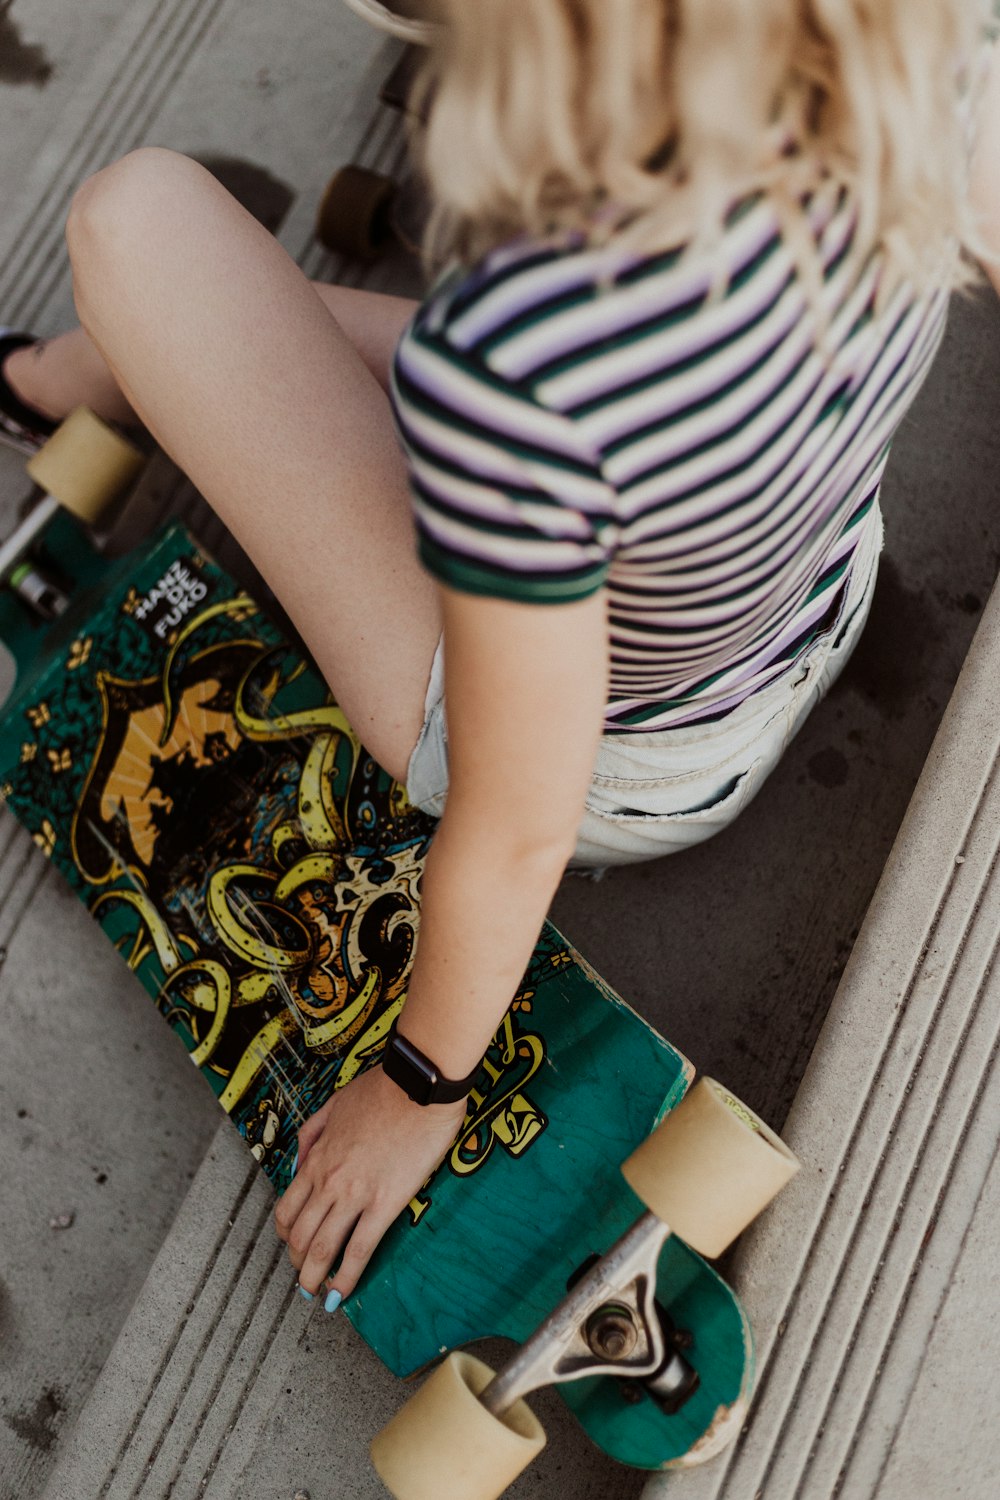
[[0, 329, 57, 455]]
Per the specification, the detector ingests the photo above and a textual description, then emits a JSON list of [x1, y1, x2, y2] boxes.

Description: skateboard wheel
[[26, 407, 144, 523], [621, 1077, 800, 1258], [370, 1351, 545, 1500], [315, 166, 397, 259]]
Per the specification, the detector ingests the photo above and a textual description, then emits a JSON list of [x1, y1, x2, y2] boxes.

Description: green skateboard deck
[[0, 508, 755, 1478]]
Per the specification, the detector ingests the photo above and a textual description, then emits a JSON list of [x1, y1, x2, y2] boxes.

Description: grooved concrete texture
[[642, 513, 1000, 1500], [39, 1126, 635, 1500]]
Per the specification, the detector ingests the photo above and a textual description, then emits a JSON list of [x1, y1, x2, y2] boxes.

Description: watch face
[[384, 1032, 437, 1106]]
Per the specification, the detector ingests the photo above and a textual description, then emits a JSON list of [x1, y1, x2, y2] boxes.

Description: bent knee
[[66, 148, 212, 263]]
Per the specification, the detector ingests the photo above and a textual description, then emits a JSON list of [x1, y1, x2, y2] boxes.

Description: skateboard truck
[[0, 500, 70, 618], [479, 1211, 698, 1418], [371, 1080, 800, 1499]]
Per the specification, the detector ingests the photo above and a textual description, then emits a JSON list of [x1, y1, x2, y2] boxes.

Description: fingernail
[[298, 1285, 314, 1302], [324, 1287, 342, 1314]]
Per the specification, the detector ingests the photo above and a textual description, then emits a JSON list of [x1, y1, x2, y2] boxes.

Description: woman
[[1, 1, 996, 1312]]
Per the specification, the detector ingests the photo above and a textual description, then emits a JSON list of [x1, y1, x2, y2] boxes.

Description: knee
[[66, 147, 209, 278]]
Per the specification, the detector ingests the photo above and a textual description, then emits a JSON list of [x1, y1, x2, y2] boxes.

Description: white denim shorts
[[406, 506, 882, 868]]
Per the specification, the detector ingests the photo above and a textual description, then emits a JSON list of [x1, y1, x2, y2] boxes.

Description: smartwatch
[[382, 1022, 481, 1106]]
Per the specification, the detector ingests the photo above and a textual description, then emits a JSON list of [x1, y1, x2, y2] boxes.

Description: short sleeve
[[390, 322, 616, 605]]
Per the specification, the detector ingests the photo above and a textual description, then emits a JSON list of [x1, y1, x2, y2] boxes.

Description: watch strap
[[382, 1023, 481, 1106]]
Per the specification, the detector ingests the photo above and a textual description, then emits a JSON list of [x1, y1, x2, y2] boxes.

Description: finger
[[296, 1096, 335, 1168], [273, 1171, 315, 1244], [287, 1180, 345, 1275], [298, 1202, 362, 1298], [322, 1206, 392, 1306]]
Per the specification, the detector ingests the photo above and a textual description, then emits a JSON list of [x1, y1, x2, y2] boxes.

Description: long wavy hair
[[408, 0, 987, 300]]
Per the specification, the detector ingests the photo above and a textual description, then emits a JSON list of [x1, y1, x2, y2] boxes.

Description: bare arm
[[275, 584, 610, 1301], [396, 584, 611, 1076]]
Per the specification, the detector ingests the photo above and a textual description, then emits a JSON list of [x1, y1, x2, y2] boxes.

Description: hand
[[274, 1064, 468, 1303]]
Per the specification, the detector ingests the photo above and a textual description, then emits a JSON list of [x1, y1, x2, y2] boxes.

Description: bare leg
[[3, 283, 418, 423], [65, 147, 439, 783], [3, 329, 136, 425]]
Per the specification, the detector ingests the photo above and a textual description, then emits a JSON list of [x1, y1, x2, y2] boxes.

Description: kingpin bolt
[[585, 1304, 638, 1361]]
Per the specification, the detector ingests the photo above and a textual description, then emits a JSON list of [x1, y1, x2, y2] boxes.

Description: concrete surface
[[642, 513, 1000, 1500], [1, 1, 999, 1497], [39, 1124, 639, 1500]]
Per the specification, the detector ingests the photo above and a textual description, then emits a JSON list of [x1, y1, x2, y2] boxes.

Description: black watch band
[[381, 1022, 481, 1106]]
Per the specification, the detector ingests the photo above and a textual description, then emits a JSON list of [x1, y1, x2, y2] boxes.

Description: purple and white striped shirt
[[390, 188, 948, 731]]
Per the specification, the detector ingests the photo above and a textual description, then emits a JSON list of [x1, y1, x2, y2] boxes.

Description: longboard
[[0, 412, 797, 1495]]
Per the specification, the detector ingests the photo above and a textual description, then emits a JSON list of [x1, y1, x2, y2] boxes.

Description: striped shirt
[[390, 189, 949, 731]]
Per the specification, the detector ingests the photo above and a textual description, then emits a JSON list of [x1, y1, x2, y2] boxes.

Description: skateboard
[[315, 18, 432, 260], [0, 410, 798, 1498]]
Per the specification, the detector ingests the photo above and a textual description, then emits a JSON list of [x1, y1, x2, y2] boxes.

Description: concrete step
[[0, 0, 420, 333], [38, 1126, 314, 1500], [642, 560, 1000, 1499], [38, 1119, 642, 1500]]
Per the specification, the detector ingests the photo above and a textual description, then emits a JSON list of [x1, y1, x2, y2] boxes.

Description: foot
[[0, 330, 58, 455]]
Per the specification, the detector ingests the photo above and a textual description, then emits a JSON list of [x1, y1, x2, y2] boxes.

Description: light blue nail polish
[[324, 1288, 342, 1314], [298, 1285, 314, 1302]]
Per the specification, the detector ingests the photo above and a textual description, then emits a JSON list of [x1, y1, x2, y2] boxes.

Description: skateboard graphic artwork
[[0, 411, 799, 1498]]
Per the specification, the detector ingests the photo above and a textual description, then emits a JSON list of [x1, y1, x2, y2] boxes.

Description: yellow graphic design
[[452, 1018, 546, 1176], [67, 637, 93, 671], [33, 818, 56, 858], [100, 678, 242, 865], [407, 1013, 547, 1222], [74, 597, 546, 1213]]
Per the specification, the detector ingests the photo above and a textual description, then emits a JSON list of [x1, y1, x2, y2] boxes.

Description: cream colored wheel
[[26, 407, 145, 524], [622, 1078, 800, 1259], [370, 1352, 546, 1500]]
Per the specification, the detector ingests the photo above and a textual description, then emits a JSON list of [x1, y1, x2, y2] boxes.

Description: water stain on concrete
[[0, 10, 54, 87], [194, 155, 294, 235], [935, 588, 983, 617], [808, 746, 850, 789], [836, 557, 933, 719], [3, 1384, 65, 1451]]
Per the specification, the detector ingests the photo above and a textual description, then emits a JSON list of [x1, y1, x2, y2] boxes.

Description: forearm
[[396, 803, 576, 1078], [391, 585, 609, 1080]]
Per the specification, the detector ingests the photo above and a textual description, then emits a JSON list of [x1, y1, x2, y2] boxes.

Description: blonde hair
[[409, 0, 985, 299]]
